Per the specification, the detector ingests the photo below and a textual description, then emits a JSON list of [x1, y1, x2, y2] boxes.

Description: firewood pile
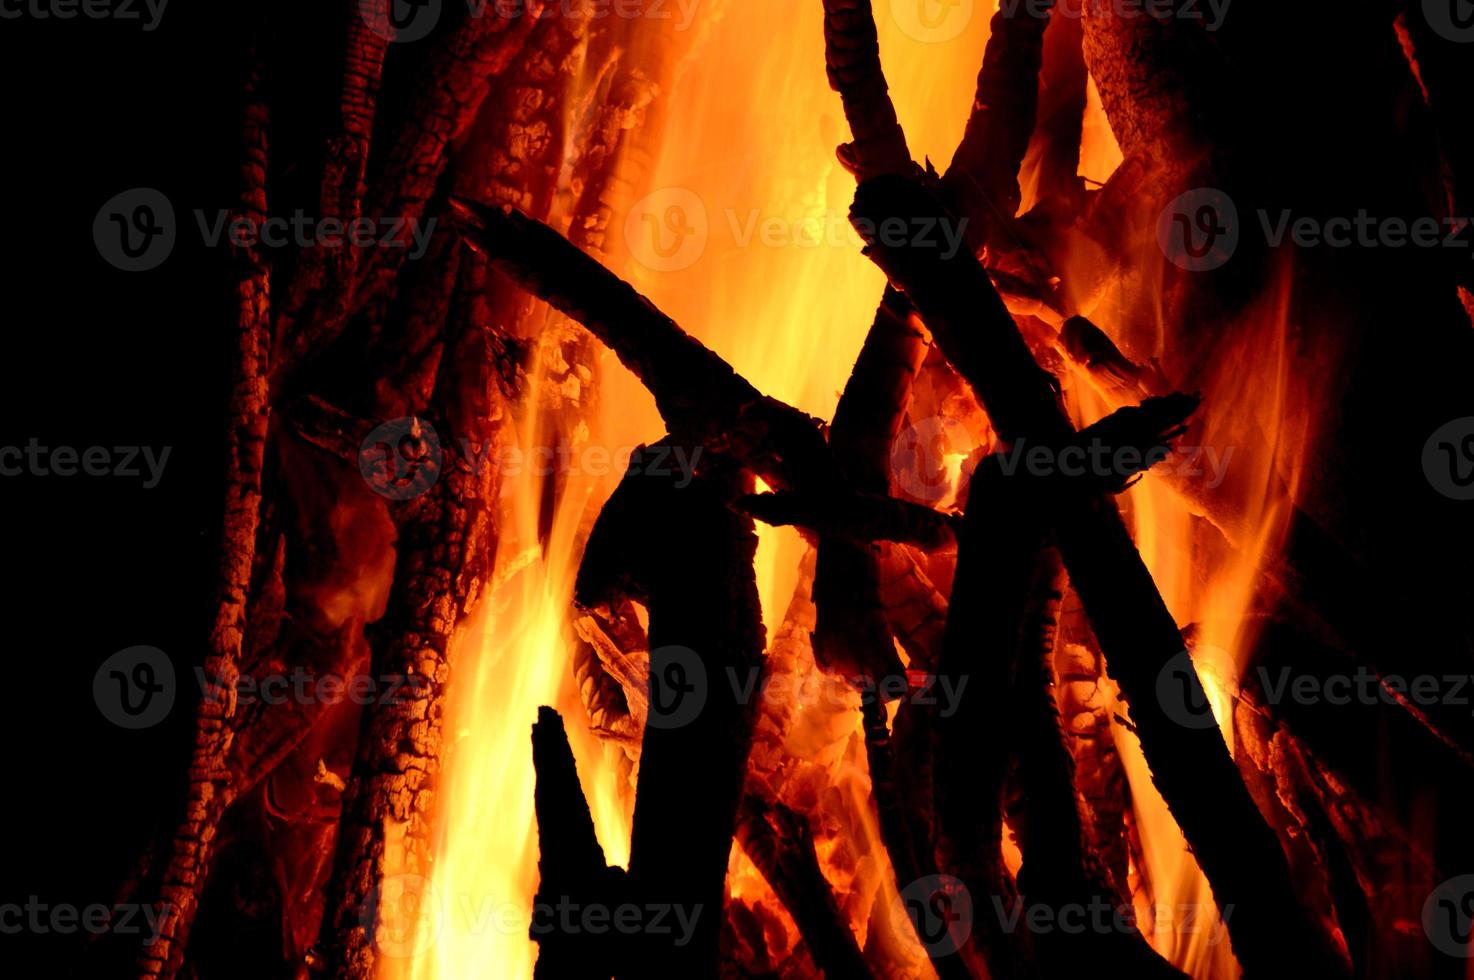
[[102, 1, 1474, 978]]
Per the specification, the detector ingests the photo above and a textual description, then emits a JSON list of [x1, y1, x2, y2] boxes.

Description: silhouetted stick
[[576, 448, 765, 978], [1010, 550, 1185, 979], [531, 706, 625, 979]]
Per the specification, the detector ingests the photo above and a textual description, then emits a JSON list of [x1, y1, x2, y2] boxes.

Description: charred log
[[576, 447, 766, 978]]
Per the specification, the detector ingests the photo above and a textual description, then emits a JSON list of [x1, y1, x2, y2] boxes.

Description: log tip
[[446, 195, 522, 256], [533, 704, 565, 738]]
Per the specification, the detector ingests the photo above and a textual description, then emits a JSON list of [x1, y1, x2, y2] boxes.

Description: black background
[[0, 3, 240, 971]]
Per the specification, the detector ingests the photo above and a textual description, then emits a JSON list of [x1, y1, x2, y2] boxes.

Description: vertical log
[[139, 49, 273, 980], [576, 448, 766, 978]]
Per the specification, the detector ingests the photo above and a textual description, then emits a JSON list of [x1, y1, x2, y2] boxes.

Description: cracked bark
[[313, 286, 506, 979], [139, 52, 272, 980], [821, 0, 914, 179]]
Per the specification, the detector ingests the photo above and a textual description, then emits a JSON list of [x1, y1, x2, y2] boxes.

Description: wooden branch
[[272, 1, 547, 384], [850, 172, 1348, 977], [445, 198, 833, 491], [943, 0, 1054, 243], [139, 51, 273, 980], [821, 0, 915, 179], [531, 706, 626, 979], [811, 290, 927, 678], [735, 796, 874, 980], [740, 489, 960, 549], [931, 444, 1043, 978], [578, 450, 766, 977], [314, 266, 508, 979], [1011, 549, 1184, 979], [1026, 0, 1089, 209], [744, 392, 1197, 546]]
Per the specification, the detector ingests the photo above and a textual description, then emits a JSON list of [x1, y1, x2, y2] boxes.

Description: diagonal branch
[[849, 172, 1349, 977]]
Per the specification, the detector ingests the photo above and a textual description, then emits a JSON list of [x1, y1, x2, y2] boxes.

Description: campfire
[[112, 1, 1474, 978]]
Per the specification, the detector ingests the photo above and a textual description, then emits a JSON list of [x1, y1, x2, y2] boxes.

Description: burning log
[[1050, 632, 1130, 894], [813, 291, 928, 678], [743, 392, 1199, 546], [1079, 0, 1218, 166], [313, 309, 507, 978], [735, 796, 874, 980], [739, 488, 960, 549], [530, 706, 626, 979], [942, 0, 1054, 246], [849, 172, 1349, 976], [1010, 548, 1183, 979], [446, 199, 833, 492], [820, 0, 914, 180], [1022, 0, 1089, 213], [139, 50, 273, 980], [575, 447, 766, 977], [930, 452, 1044, 977], [314, 10, 601, 969], [273, 2, 548, 384], [877, 544, 950, 671]]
